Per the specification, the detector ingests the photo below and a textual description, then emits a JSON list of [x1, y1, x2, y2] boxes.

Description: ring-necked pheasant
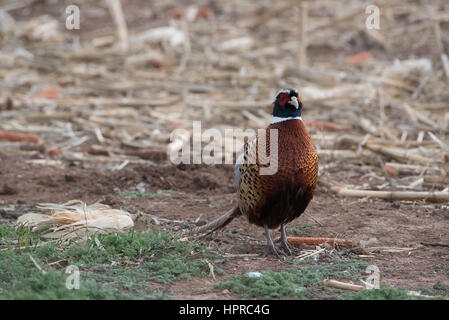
[[189, 88, 319, 257]]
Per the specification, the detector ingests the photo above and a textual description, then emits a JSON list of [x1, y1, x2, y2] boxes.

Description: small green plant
[[434, 264, 449, 275]]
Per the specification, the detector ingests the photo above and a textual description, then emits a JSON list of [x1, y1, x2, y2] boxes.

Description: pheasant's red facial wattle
[[278, 93, 289, 107]]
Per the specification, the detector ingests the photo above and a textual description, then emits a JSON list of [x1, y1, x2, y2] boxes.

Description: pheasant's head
[[272, 88, 303, 121]]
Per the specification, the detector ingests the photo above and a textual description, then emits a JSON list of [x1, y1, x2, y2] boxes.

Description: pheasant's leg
[[279, 224, 292, 255], [264, 224, 280, 258]]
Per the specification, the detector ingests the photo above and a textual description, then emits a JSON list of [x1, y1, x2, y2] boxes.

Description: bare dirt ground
[[1, 151, 448, 298], [1, 0, 449, 299]]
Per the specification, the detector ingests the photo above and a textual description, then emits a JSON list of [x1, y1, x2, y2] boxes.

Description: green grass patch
[[216, 270, 308, 299], [0, 223, 217, 299], [216, 258, 445, 300], [0, 223, 42, 249], [416, 282, 449, 297], [215, 259, 369, 299]]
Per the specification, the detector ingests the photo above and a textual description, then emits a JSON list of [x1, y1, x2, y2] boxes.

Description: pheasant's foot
[[276, 224, 293, 256], [264, 224, 281, 259]]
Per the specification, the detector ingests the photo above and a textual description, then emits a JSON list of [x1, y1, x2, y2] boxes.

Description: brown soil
[[1, 151, 448, 298]]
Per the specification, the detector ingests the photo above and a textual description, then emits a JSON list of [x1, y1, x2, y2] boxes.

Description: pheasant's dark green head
[[272, 88, 303, 119]]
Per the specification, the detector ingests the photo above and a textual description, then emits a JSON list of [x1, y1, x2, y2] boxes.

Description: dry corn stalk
[[16, 200, 134, 241], [323, 279, 364, 292], [332, 187, 449, 202]]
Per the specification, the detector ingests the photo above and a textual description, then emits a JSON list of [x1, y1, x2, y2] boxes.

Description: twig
[[297, 247, 326, 260], [362, 143, 433, 165], [113, 159, 129, 171], [323, 279, 364, 292], [305, 120, 349, 131], [287, 236, 357, 248], [363, 246, 418, 253], [421, 242, 449, 248], [29, 255, 47, 275], [441, 53, 449, 82], [332, 187, 449, 202], [220, 253, 260, 259], [384, 162, 443, 176], [0, 130, 41, 144], [428, 131, 448, 150], [308, 6, 365, 33], [205, 259, 216, 281], [325, 279, 443, 298], [433, 19, 443, 54], [106, 0, 129, 52], [249, 0, 302, 29], [188, 99, 273, 109], [94, 126, 105, 143], [298, 1, 308, 66], [317, 149, 372, 159]]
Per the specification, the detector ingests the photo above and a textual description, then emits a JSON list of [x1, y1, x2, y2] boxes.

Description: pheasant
[[189, 88, 319, 257]]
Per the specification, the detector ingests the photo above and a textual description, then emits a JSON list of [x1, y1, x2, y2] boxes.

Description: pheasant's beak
[[288, 96, 299, 109]]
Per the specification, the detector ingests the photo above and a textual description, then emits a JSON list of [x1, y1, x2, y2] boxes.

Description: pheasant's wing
[[235, 135, 270, 216], [234, 137, 255, 188]]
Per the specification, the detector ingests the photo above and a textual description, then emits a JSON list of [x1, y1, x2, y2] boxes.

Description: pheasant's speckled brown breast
[[238, 119, 318, 228]]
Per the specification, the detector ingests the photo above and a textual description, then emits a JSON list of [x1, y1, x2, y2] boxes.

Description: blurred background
[[1, 0, 448, 191], [0, 0, 448, 298]]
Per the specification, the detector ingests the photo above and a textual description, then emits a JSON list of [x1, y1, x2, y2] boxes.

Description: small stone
[[247, 271, 262, 278]]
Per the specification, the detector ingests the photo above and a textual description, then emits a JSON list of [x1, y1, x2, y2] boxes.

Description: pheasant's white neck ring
[[271, 116, 303, 124]]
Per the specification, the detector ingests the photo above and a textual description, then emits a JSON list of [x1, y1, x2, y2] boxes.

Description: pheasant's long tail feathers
[[183, 206, 241, 236]]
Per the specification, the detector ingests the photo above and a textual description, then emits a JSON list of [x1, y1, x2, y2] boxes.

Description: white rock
[[246, 271, 263, 278]]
